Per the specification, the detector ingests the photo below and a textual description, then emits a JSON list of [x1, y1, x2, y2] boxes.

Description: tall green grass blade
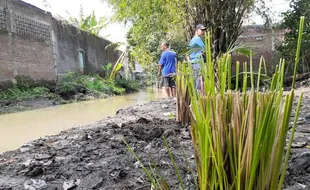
[[250, 51, 254, 89], [163, 137, 186, 190], [122, 137, 158, 188], [236, 61, 240, 90], [278, 93, 303, 190], [178, 139, 199, 190], [292, 16, 305, 88]]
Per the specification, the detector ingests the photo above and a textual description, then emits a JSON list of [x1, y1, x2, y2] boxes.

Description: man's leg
[[169, 77, 176, 98], [164, 87, 171, 97], [162, 77, 171, 98]]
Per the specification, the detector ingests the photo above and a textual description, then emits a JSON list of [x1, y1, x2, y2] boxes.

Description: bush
[[56, 72, 127, 98], [115, 78, 139, 93], [0, 87, 51, 101]]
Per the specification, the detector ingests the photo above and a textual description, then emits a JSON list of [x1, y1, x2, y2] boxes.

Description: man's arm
[[158, 64, 163, 76], [186, 54, 191, 63]]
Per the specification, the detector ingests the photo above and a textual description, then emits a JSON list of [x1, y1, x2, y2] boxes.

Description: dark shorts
[[161, 77, 176, 88]]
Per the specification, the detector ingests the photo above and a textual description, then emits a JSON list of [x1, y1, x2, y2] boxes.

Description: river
[[0, 88, 164, 152]]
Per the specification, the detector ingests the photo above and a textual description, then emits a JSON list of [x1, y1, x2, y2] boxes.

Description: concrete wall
[[0, 0, 121, 86], [52, 19, 120, 77], [0, 0, 55, 85]]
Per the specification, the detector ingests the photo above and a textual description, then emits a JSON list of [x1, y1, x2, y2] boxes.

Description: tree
[[105, 0, 267, 54], [278, 0, 310, 75], [67, 9, 109, 36]]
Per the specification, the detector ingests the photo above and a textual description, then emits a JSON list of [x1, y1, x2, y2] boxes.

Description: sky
[[22, 0, 291, 44]]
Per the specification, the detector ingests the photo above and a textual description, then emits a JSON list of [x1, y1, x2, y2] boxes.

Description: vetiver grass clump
[[126, 16, 305, 190]]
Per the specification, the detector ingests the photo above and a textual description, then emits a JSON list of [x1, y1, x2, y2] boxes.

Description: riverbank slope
[[0, 90, 310, 189]]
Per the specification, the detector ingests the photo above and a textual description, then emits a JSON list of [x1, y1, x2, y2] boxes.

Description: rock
[[180, 141, 192, 148], [34, 154, 53, 161], [305, 114, 310, 120], [43, 160, 53, 166], [134, 161, 140, 169], [163, 112, 171, 116], [292, 142, 307, 148], [144, 143, 153, 152], [107, 123, 120, 129], [24, 179, 46, 190], [63, 179, 80, 190], [298, 126, 310, 133], [19, 148, 30, 153], [110, 135, 123, 143], [180, 129, 191, 140], [22, 159, 32, 167], [81, 133, 93, 141], [25, 166, 44, 177], [0, 185, 12, 190], [162, 129, 176, 138], [161, 104, 169, 109], [137, 117, 150, 124], [149, 128, 164, 139]]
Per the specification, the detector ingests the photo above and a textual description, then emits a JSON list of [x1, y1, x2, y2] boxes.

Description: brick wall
[[0, 0, 121, 86], [232, 25, 286, 73], [0, 0, 56, 85]]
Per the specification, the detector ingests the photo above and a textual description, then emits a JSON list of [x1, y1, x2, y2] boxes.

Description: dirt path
[[0, 92, 309, 189]]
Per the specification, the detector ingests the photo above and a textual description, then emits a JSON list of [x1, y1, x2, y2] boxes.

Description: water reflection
[[0, 88, 164, 152]]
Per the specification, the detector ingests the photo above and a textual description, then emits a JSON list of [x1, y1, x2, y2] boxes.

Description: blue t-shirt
[[159, 50, 177, 76], [188, 36, 205, 64]]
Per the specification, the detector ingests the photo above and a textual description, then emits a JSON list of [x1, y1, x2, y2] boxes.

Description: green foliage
[[102, 63, 113, 78], [104, 0, 263, 81], [56, 72, 136, 99], [278, 0, 310, 75], [68, 11, 109, 36], [115, 78, 139, 93], [0, 87, 51, 101], [109, 63, 123, 80], [0, 76, 53, 101], [125, 17, 305, 190]]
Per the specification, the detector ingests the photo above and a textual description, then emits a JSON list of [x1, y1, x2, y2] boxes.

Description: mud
[[0, 88, 310, 189], [0, 98, 58, 115], [0, 100, 197, 190]]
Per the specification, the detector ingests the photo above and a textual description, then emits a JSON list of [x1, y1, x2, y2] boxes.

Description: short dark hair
[[162, 42, 169, 47]]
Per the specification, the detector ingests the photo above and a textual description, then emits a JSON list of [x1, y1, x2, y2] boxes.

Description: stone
[[305, 114, 310, 120], [161, 104, 169, 109], [63, 179, 80, 190], [22, 159, 32, 167], [162, 129, 176, 138], [144, 143, 152, 152], [298, 126, 310, 133], [19, 148, 30, 153], [34, 154, 52, 161], [24, 179, 46, 190], [137, 117, 150, 124], [292, 142, 307, 148]]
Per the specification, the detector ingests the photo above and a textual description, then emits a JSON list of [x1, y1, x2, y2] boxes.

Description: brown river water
[[0, 88, 165, 153]]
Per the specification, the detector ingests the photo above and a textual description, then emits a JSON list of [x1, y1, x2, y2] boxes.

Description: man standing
[[158, 42, 177, 98], [187, 24, 207, 91]]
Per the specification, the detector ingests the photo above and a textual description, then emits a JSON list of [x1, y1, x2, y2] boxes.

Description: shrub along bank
[[0, 73, 139, 113]]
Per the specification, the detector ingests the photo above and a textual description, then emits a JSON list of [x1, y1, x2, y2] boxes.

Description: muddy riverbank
[[0, 89, 310, 189]]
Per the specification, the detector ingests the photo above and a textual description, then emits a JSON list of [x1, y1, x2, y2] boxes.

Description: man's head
[[161, 42, 169, 51], [195, 24, 207, 36]]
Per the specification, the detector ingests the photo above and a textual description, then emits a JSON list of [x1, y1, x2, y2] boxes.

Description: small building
[[233, 25, 287, 73]]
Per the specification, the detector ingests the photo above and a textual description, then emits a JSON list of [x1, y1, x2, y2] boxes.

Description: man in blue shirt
[[187, 24, 207, 91], [158, 42, 177, 98]]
